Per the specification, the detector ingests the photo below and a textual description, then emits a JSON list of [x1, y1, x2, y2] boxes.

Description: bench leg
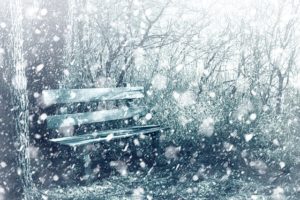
[[150, 132, 160, 166], [83, 146, 92, 184], [129, 136, 139, 170], [73, 146, 92, 185]]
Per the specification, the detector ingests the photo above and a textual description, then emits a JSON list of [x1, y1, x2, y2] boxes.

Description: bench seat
[[50, 125, 169, 147]]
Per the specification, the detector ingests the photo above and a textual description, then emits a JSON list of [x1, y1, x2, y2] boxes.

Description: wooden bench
[[38, 86, 168, 182]]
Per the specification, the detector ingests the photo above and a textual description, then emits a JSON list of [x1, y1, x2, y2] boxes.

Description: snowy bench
[[38, 86, 168, 182]]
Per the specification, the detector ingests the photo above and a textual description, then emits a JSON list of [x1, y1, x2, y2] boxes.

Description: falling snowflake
[[199, 117, 215, 137], [53, 35, 60, 42], [174, 90, 196, 107], [151, 74, 167, 90], [53, 175, 59, 181], [36, 64, 44, 73], [244, 133, 253, 142], [0, 162, 7, 168], [164, 146, 181, 159], [40, 8, 48, 16], [0, 22, 6, 29]]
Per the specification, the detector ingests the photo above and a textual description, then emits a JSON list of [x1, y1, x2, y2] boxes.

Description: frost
[[151, 74, 167, 90]]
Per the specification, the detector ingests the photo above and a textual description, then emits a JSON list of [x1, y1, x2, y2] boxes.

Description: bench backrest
[[39, 86, 146, 130]]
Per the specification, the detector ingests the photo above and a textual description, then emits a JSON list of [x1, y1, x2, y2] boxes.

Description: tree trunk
[[9, 0, 40, 199], [116, 56, 134, 87]]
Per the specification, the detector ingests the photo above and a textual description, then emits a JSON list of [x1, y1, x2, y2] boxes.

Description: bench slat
[[50, 126, 168, 146], [47, 107, 147, 129], [40, 86, 144, 107], [50, 125, 161, 142]]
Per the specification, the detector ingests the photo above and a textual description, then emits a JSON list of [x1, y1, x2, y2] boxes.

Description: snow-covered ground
[[42, 158, 300, 200]]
